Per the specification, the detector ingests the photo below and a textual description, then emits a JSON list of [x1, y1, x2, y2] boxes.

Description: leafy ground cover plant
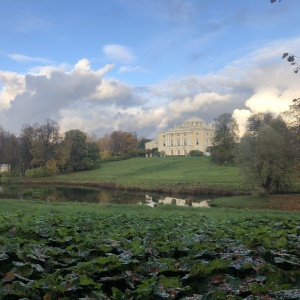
[[0, 201, 300, 299]]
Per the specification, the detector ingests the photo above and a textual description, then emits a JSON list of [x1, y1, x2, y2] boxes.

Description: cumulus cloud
[[103, 44, 135, 64], [232, 109, 252, 136], [0, 71, 25, 110], [0, 59, 120, 133]]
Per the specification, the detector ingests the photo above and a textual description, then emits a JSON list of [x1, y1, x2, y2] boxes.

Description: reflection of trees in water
[[98, 192, 109, 204], [109, 192, 144, 204], [56, 187, 100, 203]]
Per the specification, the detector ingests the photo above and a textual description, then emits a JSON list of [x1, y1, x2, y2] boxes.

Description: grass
[[1, 198, 299, 220], [20, 157, 248, 195], [211, 194, 300, 211]]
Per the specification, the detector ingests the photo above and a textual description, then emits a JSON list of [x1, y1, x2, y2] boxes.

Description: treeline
[[211, 99, 299, 195], [0, 119, 150, 177], [98, 131, 151, 160]]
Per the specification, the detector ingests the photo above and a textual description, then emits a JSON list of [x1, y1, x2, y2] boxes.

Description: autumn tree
[[109, 131, 138, 156], [211, 113, 239, 165], [97, 134, 111, 159]]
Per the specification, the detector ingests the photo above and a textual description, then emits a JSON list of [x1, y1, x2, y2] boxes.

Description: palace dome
[[182, 116, 206, 128]]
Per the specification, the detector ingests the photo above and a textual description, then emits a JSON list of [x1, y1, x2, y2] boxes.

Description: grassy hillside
[[21, 157, 248, 195]]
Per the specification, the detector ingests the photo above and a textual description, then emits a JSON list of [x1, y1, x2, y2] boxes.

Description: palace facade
[[145, 116, 215, 156]]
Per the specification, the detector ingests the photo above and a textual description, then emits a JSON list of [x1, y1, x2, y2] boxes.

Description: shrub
[[190, 150, 204, 156], [100, 154, 132, 163], [1, 176, 10, 184], [25, 160, 60, 178]]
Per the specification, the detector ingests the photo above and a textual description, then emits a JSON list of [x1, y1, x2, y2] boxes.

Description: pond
[[0, 185, 212, 207]]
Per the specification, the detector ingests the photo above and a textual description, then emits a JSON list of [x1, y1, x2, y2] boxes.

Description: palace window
[[196, 139, 199, 145], [177, 150, 180, 155], [177, 140, 180, 146]]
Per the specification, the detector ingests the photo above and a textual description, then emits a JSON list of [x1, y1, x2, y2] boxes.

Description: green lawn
[[211, 194, 300, 211], [21, 157, 248, 195]]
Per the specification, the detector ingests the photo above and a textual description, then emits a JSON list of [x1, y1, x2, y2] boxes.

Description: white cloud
[[8, 53, 52, 64], [245, 87, 291, 114], [232, 109, 251, 136], [102, 44, 135, 64], [119, 65, 149, 73], [0, 71, 25, 110]]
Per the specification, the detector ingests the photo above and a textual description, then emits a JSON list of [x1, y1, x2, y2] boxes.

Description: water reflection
[[144, 195, 210, 207], [0, 185, 211, 207]]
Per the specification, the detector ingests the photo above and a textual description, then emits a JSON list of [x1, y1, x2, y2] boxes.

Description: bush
[[100, 154, 132, 163], [190, 150, 204, 156], [1, 176, 10, 184], [25, 160, 60, 178]]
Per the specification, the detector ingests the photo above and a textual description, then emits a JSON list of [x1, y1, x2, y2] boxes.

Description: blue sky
[[0, 0, 300, 138]]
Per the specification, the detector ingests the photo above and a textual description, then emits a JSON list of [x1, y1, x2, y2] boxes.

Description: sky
[[0, 0, 300, 138]]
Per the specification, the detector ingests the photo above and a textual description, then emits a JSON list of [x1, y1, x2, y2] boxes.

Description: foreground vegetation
[[1, 200, 300, 299]]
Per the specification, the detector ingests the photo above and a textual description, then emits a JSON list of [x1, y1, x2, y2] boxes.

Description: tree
[[283, 98, 300, 170], [211, 113, 239, 165], [246, 112, 274, 135], [109, 131, 138, 156], [283, 98, 300, 133], [137, 137, 152, 149], [0, 126, 20, 172], [236, 125, 297, 194], [237, 113, 298, 194], [97, 134, 111, 159], [19, 124, 36, 172], [64, 129, 100, 171], [30, 119, 61, 168]]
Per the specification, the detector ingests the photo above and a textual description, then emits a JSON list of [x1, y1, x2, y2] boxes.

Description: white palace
[[145, 116, 215, 156]]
